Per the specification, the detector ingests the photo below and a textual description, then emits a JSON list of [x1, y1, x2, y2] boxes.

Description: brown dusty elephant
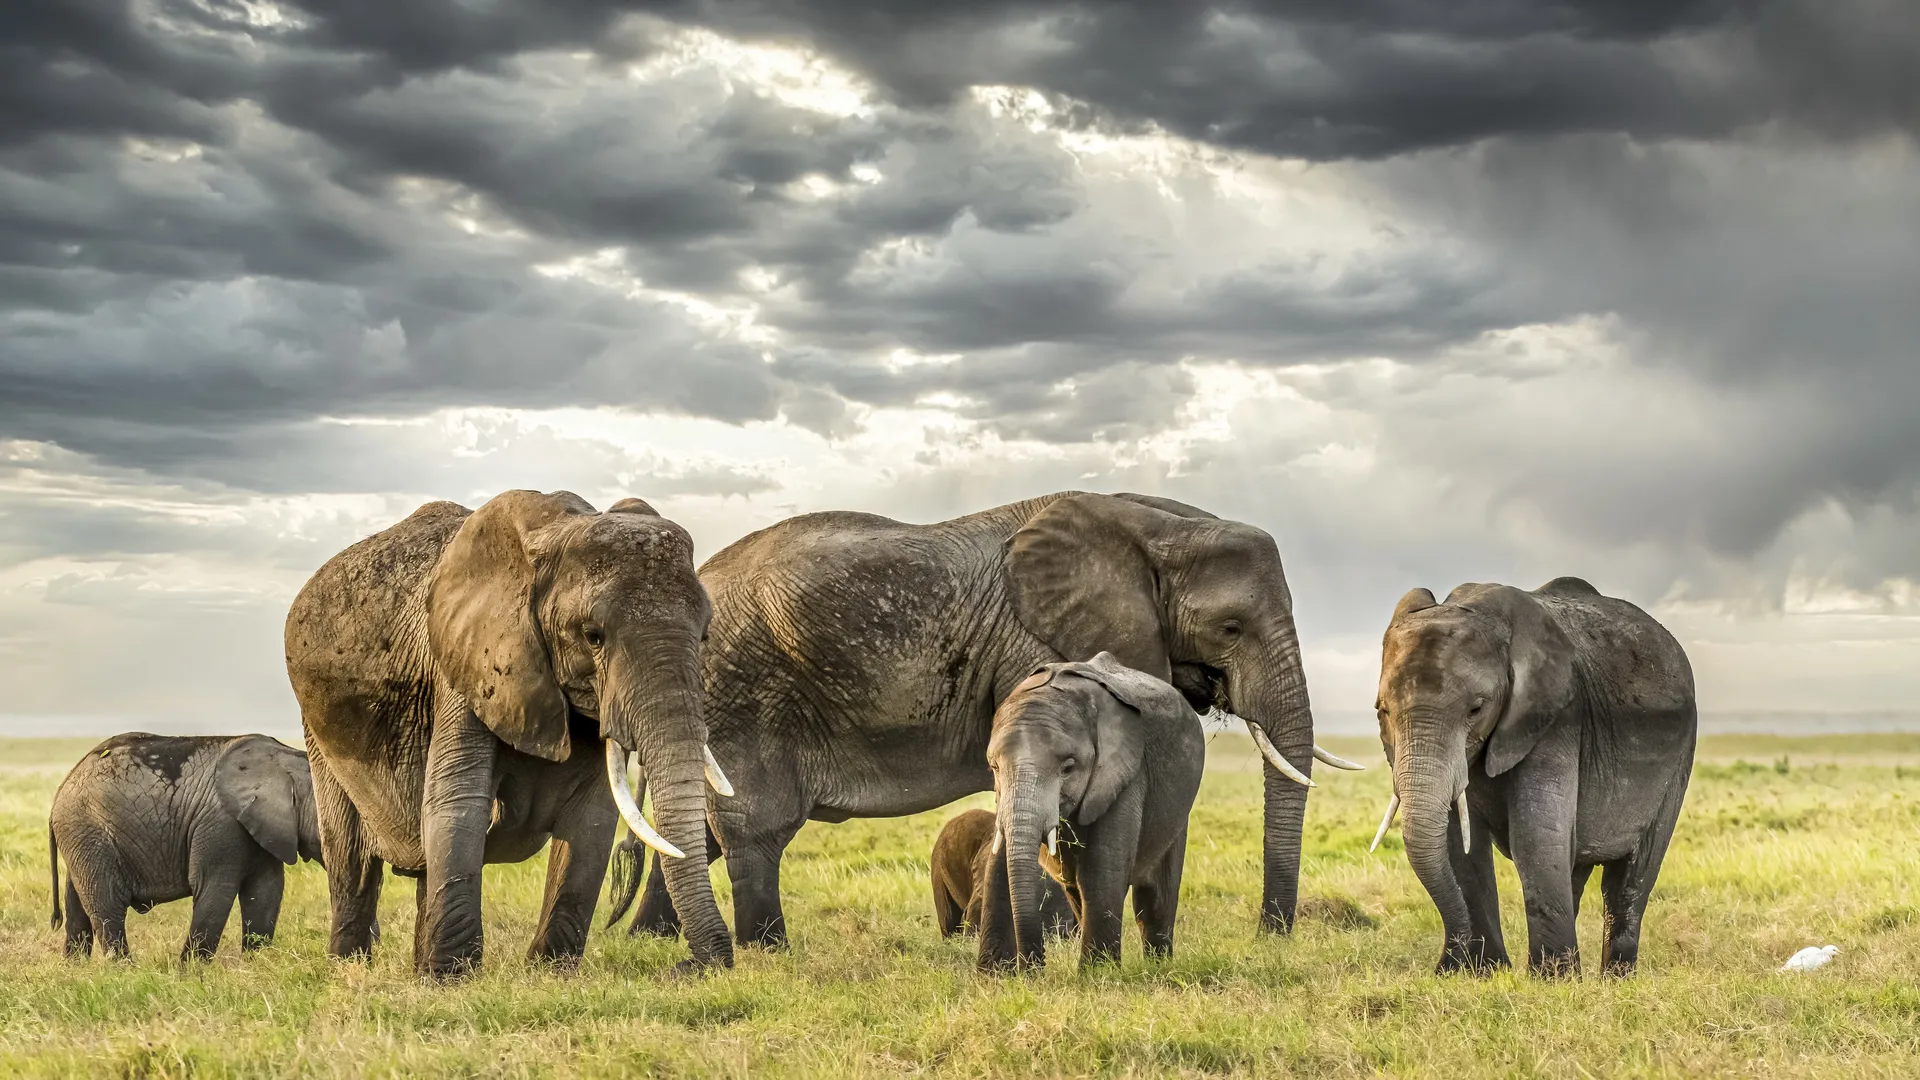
[[284, 490, 734, 978], [1373, 577, 1696, 977], [49, 733, 321, 961], [618, 491, 1359, 947], [929, 808, 1076, 940]]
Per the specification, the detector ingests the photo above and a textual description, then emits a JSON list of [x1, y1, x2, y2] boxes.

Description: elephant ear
[[215, 736, 304, 865], [427, 489, 595, 762], [1005, 494, 1175, 681], [1484, 589, 1579, 777], [1077, 651, 1195, 724], [1071, 665, 1150, 824]]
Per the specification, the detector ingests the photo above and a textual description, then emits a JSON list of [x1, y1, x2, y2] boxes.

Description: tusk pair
[[1457, 791, 1472, 855], [1370, 793, 1400, 853], [703, 745, 734, 797], [1246, 720, 1314, 788], [605, 741, 686, 860], [1313, 745, 1367, 771]]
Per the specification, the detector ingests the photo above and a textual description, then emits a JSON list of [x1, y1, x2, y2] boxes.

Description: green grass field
[[3, 733, 1919, 1077]]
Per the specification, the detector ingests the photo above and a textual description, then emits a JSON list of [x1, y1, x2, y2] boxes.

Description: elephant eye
[[1061, 759, 1077, 775], [1468, 699, 1485, 715], [583, 626, 605, 649], [1221, 620, 1242, 637]]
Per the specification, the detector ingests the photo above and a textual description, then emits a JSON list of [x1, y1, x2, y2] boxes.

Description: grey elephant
[[1373, 577, 1696, 977], [283, 490, 735, 978], [619, 492, 1359, 947], [974, 653, 1206, 971], [929, 808, 1076, 939], [49, 733, 321, 961]]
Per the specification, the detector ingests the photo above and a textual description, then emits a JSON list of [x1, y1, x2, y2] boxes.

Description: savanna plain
[[3, 733, 1919, 1078]]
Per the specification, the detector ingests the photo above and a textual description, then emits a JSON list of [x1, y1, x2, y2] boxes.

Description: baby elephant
[[1376, 578, 1696, 977], [930, 808, 1077, 939], [977, 652, 1206, 971], [50, 733, 322, 961]]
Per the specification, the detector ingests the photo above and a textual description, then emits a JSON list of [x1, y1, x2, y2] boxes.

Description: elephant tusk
[[702, 745, 734, 798], [992, 827, 1003, 856], [1370, 793, 1400, 853], [605, 741, 686, 860], [1312, 745, 1367, 771], [1046, 826, 1058, 856], [1246, 720, 1314, 788], [1456, 791, 1472, 855]]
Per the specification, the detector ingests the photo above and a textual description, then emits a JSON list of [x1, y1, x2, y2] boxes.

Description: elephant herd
[[45, 488, 1698, 981]]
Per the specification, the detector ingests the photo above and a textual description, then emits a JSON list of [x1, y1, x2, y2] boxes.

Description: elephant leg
[[933, 873, 966, 938], [527, 772, 618, 966], [309, 743, 384, 960], [1446, 806, 1510, 970], [1510, 781, 1580, 978], [630, 848, 680, 938], [63, 878, 95, 958], [725, 836, 800, 949], [1074, 823, 1134, 968], [1131, 828, 1186, 960], [1600, 809, 1679, 977], [183, 874, 241, 962], [1569, 862, 1596, 923], [238, 861, 285, 951], [416, 698, 499, 979]]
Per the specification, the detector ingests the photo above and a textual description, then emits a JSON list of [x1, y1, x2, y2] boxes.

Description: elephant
[[929, 808, 1076, 939], [283, 490, 735, 978], [1373, 577, 1697, 977], [616, 491, 1359, 948], [974, 653, 1206, 971], [49, 733, 321, 961]]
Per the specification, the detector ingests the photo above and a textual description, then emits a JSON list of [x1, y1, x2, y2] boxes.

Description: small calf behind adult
[[50, 733, 322, 961]]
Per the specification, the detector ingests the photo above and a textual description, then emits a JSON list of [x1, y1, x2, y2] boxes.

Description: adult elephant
[[616, 491, 1357, 946], [285, 490, 734, 978]]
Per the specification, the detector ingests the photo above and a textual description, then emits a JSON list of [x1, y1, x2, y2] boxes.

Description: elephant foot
[[667, 957, 724, 980], [1602, 958, 1638, 979], [627, 916, 682, 940], [1256, 903, 1295, 936], [1435, 936, 1507, 975], [421, 955, 482, 982], [1528, 950, 1581, 979]]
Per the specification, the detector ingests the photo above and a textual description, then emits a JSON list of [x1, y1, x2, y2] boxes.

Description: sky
[[3, 0, 1918, 738]]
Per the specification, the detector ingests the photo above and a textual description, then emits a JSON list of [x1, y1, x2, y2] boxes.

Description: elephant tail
[[48, 823, 62, 930], [604, 835, 645, 928]]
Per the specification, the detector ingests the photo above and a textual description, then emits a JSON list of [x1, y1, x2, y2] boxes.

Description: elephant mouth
[[1170, 662, 1227, 714]]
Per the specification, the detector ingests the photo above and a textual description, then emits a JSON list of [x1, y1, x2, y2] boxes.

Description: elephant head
[[987, 653, 1180, 965], [426, 489, 733, 966], [214, 735, 322, 866], [1004, 492, 1359, 932], [1374, 583, 1576, 967]]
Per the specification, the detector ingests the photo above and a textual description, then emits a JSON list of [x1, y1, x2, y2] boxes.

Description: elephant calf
[[1375, 577, 1697, 977], [930, 808, 1077, 939], [50, 733, 322, 961], [977, 652, 1206, 971]]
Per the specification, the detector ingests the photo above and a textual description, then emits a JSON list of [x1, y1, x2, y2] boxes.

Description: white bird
[[1779, 945, 1839, 972]]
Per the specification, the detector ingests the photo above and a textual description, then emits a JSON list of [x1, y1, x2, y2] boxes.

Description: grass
[[2, 733, 1918, 1077]]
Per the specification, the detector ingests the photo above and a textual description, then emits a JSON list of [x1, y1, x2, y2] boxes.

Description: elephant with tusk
[[284, 491, 735, 978], [617, 491, 1359, 948], [1372, 576, 1697, 978]]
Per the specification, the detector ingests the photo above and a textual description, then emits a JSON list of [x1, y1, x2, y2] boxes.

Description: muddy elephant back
[[284, 500, 470, 706]]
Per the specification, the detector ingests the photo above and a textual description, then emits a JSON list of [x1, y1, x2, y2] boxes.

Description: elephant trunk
[[1244, 618, 1315, 934], [605, 643, 733, 970], [999, 762, 1054, 969], [1393, 731, 1474, 967]]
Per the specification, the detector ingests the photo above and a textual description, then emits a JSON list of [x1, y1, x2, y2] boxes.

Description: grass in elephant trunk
[[1, 733, 1920, 1076]]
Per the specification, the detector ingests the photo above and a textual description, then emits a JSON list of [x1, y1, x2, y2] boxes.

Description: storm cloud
[[2, 0, 1916, 732]]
